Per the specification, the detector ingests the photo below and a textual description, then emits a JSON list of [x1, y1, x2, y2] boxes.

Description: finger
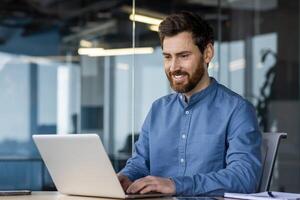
[[127, 180, 147, 193], [139, 184, 157, 194], [144, 176, 155, 181], [123, 180, 132, 191], [127, 184, 145, 194], [126, 180, 147, 194]]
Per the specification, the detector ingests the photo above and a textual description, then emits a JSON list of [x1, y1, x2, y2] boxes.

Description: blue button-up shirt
[[120, 78, 262, 196]]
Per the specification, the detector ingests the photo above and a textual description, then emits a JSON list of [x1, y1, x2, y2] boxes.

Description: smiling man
[[118, 11, 262, 196]]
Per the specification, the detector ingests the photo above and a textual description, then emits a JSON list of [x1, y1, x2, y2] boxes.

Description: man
[[118, 11, 262, 196]]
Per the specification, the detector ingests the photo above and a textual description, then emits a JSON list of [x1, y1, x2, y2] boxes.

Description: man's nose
[[170, 58, 180, 72]]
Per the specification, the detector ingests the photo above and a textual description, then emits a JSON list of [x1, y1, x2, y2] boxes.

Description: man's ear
[[203, 43, 214, 64]]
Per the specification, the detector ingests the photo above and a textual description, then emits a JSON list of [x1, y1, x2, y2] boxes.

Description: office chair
[[258, 132, 287, 192]]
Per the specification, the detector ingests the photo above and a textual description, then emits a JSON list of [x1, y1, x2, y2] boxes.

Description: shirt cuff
[[171, 176, 186, 196], [119, 169, 136, 181]]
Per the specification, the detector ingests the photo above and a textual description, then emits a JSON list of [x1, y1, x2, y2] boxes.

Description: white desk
[[0, 192, 226, 200], [0, 192, 178, 200], [0, 192, 115, 200]]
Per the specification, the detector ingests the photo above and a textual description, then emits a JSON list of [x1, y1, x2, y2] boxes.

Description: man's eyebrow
[[176, 51, 191, 55], [162, 52, 170, 55], [162, 51, 191, 55]]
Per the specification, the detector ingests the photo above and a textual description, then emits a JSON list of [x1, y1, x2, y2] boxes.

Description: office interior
[[0, 0, 299, 194]]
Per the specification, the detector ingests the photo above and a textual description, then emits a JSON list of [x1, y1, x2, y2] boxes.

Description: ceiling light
[[78, 47, 154, 57], [149, 25, 159, 32], [78, 48, 104, 55], [129, 14, 162, 25], [80, 40, 93, 47]]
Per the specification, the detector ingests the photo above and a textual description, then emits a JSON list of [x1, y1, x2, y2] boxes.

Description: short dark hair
[[158, 11, 214, 54]]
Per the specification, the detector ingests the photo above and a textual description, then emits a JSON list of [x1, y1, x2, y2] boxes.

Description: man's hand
[[126, 176, 175, 194], [117, 173, 133, 191]]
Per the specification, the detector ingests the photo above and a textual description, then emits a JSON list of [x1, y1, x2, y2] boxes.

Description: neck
[[183, 73, 211, 102]]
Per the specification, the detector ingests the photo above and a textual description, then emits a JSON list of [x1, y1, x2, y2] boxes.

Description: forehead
[[163, 32, 198, 54]]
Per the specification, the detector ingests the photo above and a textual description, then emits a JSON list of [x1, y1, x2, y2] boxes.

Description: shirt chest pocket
[[186, 133, 226, 171]]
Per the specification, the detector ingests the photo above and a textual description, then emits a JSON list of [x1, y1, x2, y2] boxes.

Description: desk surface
[[0, 192, 225, 200]]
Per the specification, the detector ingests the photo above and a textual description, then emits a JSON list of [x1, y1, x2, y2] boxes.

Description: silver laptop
[[33, 134, 172, 199]]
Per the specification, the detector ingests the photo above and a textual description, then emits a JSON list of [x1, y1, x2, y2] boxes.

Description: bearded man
[[118, 11, 262, 196]]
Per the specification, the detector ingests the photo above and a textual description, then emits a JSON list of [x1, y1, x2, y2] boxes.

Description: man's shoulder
[[152, 93, 178, 107], [216, 82, 252, 108], [214, 83, 257, 125]]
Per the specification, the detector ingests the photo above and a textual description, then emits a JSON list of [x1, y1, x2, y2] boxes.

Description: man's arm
[[119, 109, 152, 182], [119, 106, 176, 195], [171, 101, 262, 196], [119, 105, 176, 194], [121, 101, 261, 196]]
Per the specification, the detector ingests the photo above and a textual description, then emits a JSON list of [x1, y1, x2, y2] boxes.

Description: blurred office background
[[0, 0, 299, 193]]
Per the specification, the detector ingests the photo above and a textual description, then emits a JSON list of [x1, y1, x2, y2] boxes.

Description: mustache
[[169, 70, 189, 76]]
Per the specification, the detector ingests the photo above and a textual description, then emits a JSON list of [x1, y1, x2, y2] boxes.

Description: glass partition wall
[[0, 0, 299, 193], [133, 0, 300, 193]]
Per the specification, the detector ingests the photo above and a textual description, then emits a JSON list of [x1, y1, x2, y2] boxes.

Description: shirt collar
[[178, 77, 218, 106]]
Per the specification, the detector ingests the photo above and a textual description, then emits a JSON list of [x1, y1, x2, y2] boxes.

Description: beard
[[166, 63, 205, 93]]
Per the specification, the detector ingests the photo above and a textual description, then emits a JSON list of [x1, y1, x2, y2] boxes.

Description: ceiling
[[0, 0, 278, 55]]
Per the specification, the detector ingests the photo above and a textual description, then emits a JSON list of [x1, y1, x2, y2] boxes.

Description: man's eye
[[181, 54, 189, 58]]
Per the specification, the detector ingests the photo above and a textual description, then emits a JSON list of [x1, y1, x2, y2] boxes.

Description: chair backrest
[[258, 132, 287, 192]]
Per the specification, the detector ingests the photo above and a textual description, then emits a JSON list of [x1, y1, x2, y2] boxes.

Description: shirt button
[[185, 110, 190, 115], [182, 134, 186, 139], [180, 158, 184, 163]]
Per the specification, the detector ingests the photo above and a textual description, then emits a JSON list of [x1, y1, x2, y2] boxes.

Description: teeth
[[173, 74, 186, 82], [175, 75, 183, 78], [174, 75, 184, 78]]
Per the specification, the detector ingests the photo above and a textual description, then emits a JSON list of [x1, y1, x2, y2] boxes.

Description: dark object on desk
[[0, 190, 31, 196]]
